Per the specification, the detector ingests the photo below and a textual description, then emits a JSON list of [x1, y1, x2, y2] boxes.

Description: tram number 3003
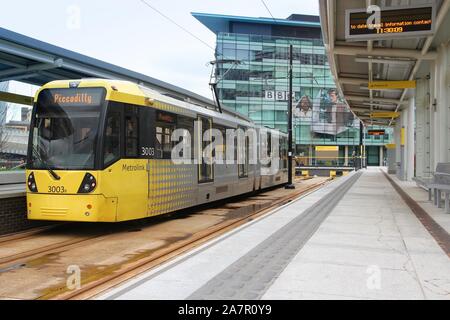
[[48, 186, 67, 193], [141, 147, 155, 156]]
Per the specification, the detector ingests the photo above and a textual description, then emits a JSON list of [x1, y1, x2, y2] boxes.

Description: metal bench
[[415, 163, 450, 213], [413, 176, 434, 200]]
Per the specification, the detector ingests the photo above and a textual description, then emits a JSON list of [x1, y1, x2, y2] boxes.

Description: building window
[[312, 54, 326, 65], [300, 53, 312, 64], [275, 47, 288, 60]]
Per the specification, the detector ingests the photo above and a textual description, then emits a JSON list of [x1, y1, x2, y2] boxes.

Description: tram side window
[[155, 126, 174, 159], [213, 125, 227, 163], [261, 131, 272, 168], [280, 137, 288, 170], [139, 107, 155, 158], [238, 127, 249, 178], [199, 117, 213, 183], [125, 106, 139, 157], [103, 111, 121, 166], [177, 115, 194, 160], [154, 111, 177, 159]]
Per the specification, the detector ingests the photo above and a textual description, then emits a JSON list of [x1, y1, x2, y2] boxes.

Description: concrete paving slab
[[263, 262, 425, 300], [262, 289, 366, 300], [307, 232, 407, 253], [264, 168, 450, 300], [294, 243, 413, 270], [317, 222, 401, 238]]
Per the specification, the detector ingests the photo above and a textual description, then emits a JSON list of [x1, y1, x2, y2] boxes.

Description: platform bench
[[414, 163, 450, 214]]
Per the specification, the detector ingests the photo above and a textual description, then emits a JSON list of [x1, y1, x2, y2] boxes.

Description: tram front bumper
[[26, 193, 118, 222]]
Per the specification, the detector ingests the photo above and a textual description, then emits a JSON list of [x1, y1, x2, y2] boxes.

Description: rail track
[[0, 224, 63, 245], [0, 231, 112, 269], [0, 219, 158, 270]]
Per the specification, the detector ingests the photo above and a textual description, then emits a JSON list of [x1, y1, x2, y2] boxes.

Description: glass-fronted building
[[193, 13, 392, 166]]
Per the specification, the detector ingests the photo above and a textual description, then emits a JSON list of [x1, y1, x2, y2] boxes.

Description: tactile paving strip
[[188, 171, 363, 300]]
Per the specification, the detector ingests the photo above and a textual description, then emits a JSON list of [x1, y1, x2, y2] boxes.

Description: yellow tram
[[26, 79, 288, 222]]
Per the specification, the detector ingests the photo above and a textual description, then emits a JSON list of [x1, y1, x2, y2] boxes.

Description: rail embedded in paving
[[0, 232, 110, 269]]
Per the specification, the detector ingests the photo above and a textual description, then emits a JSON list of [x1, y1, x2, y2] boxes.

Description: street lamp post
[[285, 44, 295, 189], [358, 120, 364, 170]]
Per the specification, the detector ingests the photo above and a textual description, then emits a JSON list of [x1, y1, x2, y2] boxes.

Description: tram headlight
[[77, 173, 97, 194], [27, 172, 38, 192]]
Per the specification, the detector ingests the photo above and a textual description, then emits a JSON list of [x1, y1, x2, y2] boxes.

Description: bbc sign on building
[[264, 91, 294, 101]]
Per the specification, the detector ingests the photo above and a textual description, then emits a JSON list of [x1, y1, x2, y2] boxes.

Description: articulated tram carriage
[[26, 79, 288, 222]]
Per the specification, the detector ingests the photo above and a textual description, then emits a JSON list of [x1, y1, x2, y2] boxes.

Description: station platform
[[99, 168, 450, 300]]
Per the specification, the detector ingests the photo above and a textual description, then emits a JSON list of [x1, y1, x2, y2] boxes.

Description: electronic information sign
[[346, 5, 435, 41]]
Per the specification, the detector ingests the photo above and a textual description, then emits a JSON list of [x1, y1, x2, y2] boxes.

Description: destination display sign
[[156, 111, 176, 124], [346, 5, 435, 40], [368, 129, 386, 136], [42, 88, 105, 107]]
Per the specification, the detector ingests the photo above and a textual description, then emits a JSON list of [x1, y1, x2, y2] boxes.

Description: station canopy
[[0, 27, 214, 107], [319, 0, 450, 126]]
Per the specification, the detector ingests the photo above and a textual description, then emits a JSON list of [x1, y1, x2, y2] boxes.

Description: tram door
[[140, 107, 157, 217], [198, 116, 214, 183]]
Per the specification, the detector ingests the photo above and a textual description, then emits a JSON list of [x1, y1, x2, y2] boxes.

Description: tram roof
[[37, 78, 256, 126]]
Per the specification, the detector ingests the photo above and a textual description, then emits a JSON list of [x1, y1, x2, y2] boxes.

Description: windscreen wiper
[[32, 146, 61, 180], [74, 135, 90, 145]]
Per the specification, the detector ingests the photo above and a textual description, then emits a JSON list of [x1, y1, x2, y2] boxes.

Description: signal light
[[27, 172, 38, 192], [77, 173, 97, 194]]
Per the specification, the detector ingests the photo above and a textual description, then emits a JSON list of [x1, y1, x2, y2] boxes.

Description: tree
[[0, 103, 9, 154], [0, 81, 10, 155]]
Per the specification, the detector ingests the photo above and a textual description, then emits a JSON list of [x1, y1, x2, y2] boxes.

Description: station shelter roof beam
[[0, 27, 214, 108]]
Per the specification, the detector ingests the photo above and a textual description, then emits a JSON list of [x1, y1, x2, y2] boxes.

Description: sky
[[0, 0, 319, 98]]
